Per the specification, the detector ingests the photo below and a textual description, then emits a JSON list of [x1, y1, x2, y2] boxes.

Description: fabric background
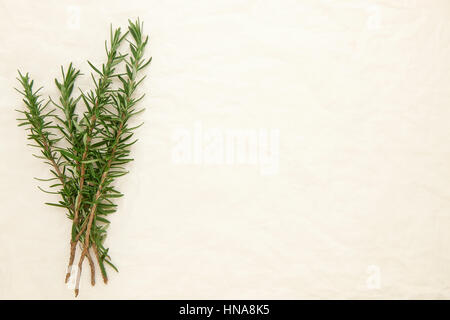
[[1, 0, 450, 299]]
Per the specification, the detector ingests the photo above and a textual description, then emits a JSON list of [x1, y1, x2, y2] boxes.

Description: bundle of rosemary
[[15, 19, 151, 296]]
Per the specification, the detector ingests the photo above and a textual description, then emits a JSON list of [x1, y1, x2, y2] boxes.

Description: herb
[[15, 19, 151, 297]]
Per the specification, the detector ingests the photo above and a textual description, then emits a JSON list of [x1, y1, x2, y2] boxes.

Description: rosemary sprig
[[65, 25, 128, 284], [15, 19, 151, 297], [15, 73, 73, 209], [74, 19, 150, 296]]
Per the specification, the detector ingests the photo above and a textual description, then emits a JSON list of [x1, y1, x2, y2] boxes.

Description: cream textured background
[[1, 0, 450, 299]]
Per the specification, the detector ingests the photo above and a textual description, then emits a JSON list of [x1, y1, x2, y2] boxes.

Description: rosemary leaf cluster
[[15, 19, 151, 296]]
